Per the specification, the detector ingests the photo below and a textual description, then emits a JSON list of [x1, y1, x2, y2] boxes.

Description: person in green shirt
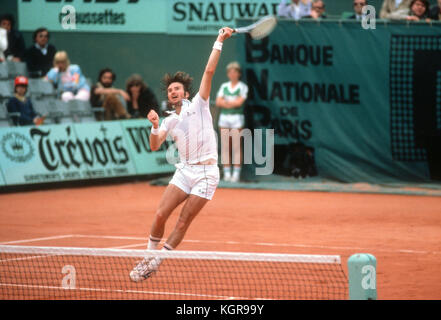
[[215, 62, 248, 183]]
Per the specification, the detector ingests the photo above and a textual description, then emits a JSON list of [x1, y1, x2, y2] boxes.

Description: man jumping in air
[[130, 27, 234, 282]]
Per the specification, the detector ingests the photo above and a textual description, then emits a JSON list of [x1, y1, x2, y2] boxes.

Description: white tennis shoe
[[130, 257, 161, 282]]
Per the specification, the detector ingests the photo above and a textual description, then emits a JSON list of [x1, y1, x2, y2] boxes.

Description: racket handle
[[218, 28, 237, 35]]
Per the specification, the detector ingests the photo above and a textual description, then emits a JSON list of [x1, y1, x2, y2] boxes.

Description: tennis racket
[[220, 15, 277, 40]]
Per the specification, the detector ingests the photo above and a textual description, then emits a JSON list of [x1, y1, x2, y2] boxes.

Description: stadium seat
[[0, 80, 13, 99], [52, 99, 71, 116], [68, 100, 94, 117], [0, 100, 17, 127], [79, 116, 96, 123], [0, 100, 7, 119], [32, 98, 52, 117], [28, 79, 56, 98], [69, 100, 98, 123], [49, 99, 74, 123], [0, 63, 8, 80], [0, 119, 10, 127], [6, 61, 27, 78]]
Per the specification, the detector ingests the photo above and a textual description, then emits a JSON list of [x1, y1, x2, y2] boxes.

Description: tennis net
[[0, 245, 348, 300]]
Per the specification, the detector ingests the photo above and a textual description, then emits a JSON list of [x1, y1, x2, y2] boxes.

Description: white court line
[[2, 234, 438, 255], [75, 234, 439, 256], [77, 234, 436, 255], [73, 235, 146, 241], [110, 243, 147, 249], [0, 282, 257, 300], [182, 239, 440, 255], [0, 235, 74, 245]]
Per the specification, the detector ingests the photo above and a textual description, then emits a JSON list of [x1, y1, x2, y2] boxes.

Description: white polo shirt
[[159, 93, 218, 165]]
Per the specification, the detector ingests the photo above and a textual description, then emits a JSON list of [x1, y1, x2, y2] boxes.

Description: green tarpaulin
[[238, 20, 441, 183]]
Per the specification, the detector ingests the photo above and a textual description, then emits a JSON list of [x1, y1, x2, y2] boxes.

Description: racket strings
[[249, 18, 277, 40]]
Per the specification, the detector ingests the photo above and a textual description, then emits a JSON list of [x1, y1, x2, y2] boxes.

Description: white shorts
[[169, 164, 220, 200], [218, 114, 244, 129]]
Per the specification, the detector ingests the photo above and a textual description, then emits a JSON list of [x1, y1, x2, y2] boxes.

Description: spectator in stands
[[380, 0, 412, 19], [277, 0, 312, 20], [0, 14, 26, 62], [90, 68, 131, 120], [348, 0, 368, 20], [45, 51, 90, 102], [303, 0, 327, 19], [429, 0, 441, 20], [388, 0, 431, 21], [216, 62, 248, 183], [25, 28, 57, 78], [0, 26, 7, 62], [6, 76, 44, 126], [125, 74, 159, 119]]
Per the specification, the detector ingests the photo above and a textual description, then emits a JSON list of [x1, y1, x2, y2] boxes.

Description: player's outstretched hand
[[217, 27, 234, 42], [147, 109, 159, 128]]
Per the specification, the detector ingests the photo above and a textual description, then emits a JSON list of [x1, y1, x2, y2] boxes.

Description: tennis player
[[130, 27, 234, 282]]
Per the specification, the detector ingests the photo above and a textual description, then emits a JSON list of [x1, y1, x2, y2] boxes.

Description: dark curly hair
[[0, 14, 15, 28], [410, 0, 430, 13], [125, 73, 147, 95], [33, 27, 49, 42], [98, 67, 116, 83], [161, 71, 194, 99]]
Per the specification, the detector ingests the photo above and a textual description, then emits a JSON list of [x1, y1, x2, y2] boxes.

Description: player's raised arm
[[148, 109, 167, 151], [198, 27, 234, 101]]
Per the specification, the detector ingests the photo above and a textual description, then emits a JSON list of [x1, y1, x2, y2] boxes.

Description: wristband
[[213, 40, 223, 51], [151, 126, 159, 135]]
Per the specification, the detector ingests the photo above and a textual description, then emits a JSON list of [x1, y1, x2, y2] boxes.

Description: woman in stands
[[125, 74, 159, 119], [389, 0, 431, 21], [6, 76, 44, 126], [45, 51, 90, 102]]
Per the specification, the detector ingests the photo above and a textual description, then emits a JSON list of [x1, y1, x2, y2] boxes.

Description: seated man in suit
[[348, 0, 369, 20], [25, 28, 57, 78]]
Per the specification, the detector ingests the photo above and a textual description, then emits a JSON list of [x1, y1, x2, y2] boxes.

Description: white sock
[[232, 167, 241, 179], [223, 166, 231, 178], [147, 235, 161, 250], [162, 243, 173, 251], [151, 243, 173, 268]]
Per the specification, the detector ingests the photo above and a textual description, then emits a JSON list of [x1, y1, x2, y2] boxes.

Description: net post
[[347, 253, 377, 300]]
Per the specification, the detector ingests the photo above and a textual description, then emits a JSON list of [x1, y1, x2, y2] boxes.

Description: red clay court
[[0, 182, 440, 299]]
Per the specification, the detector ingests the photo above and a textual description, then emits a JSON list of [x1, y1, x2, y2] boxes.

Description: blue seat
[[6, 61, 27, 78], [0, 100, 7, 119], [0, 63, 8, 80], [28, 79, 55, 97], [0, 80, 13, 99]]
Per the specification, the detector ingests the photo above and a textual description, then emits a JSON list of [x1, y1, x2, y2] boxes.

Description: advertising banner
[[120, 119, 176, 175], [239, 20, 441, 182], [19, 0, 281, 35], [0, 120, 174, 186], [18, 0, 167, 33], [167, 0, 280, 35]]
